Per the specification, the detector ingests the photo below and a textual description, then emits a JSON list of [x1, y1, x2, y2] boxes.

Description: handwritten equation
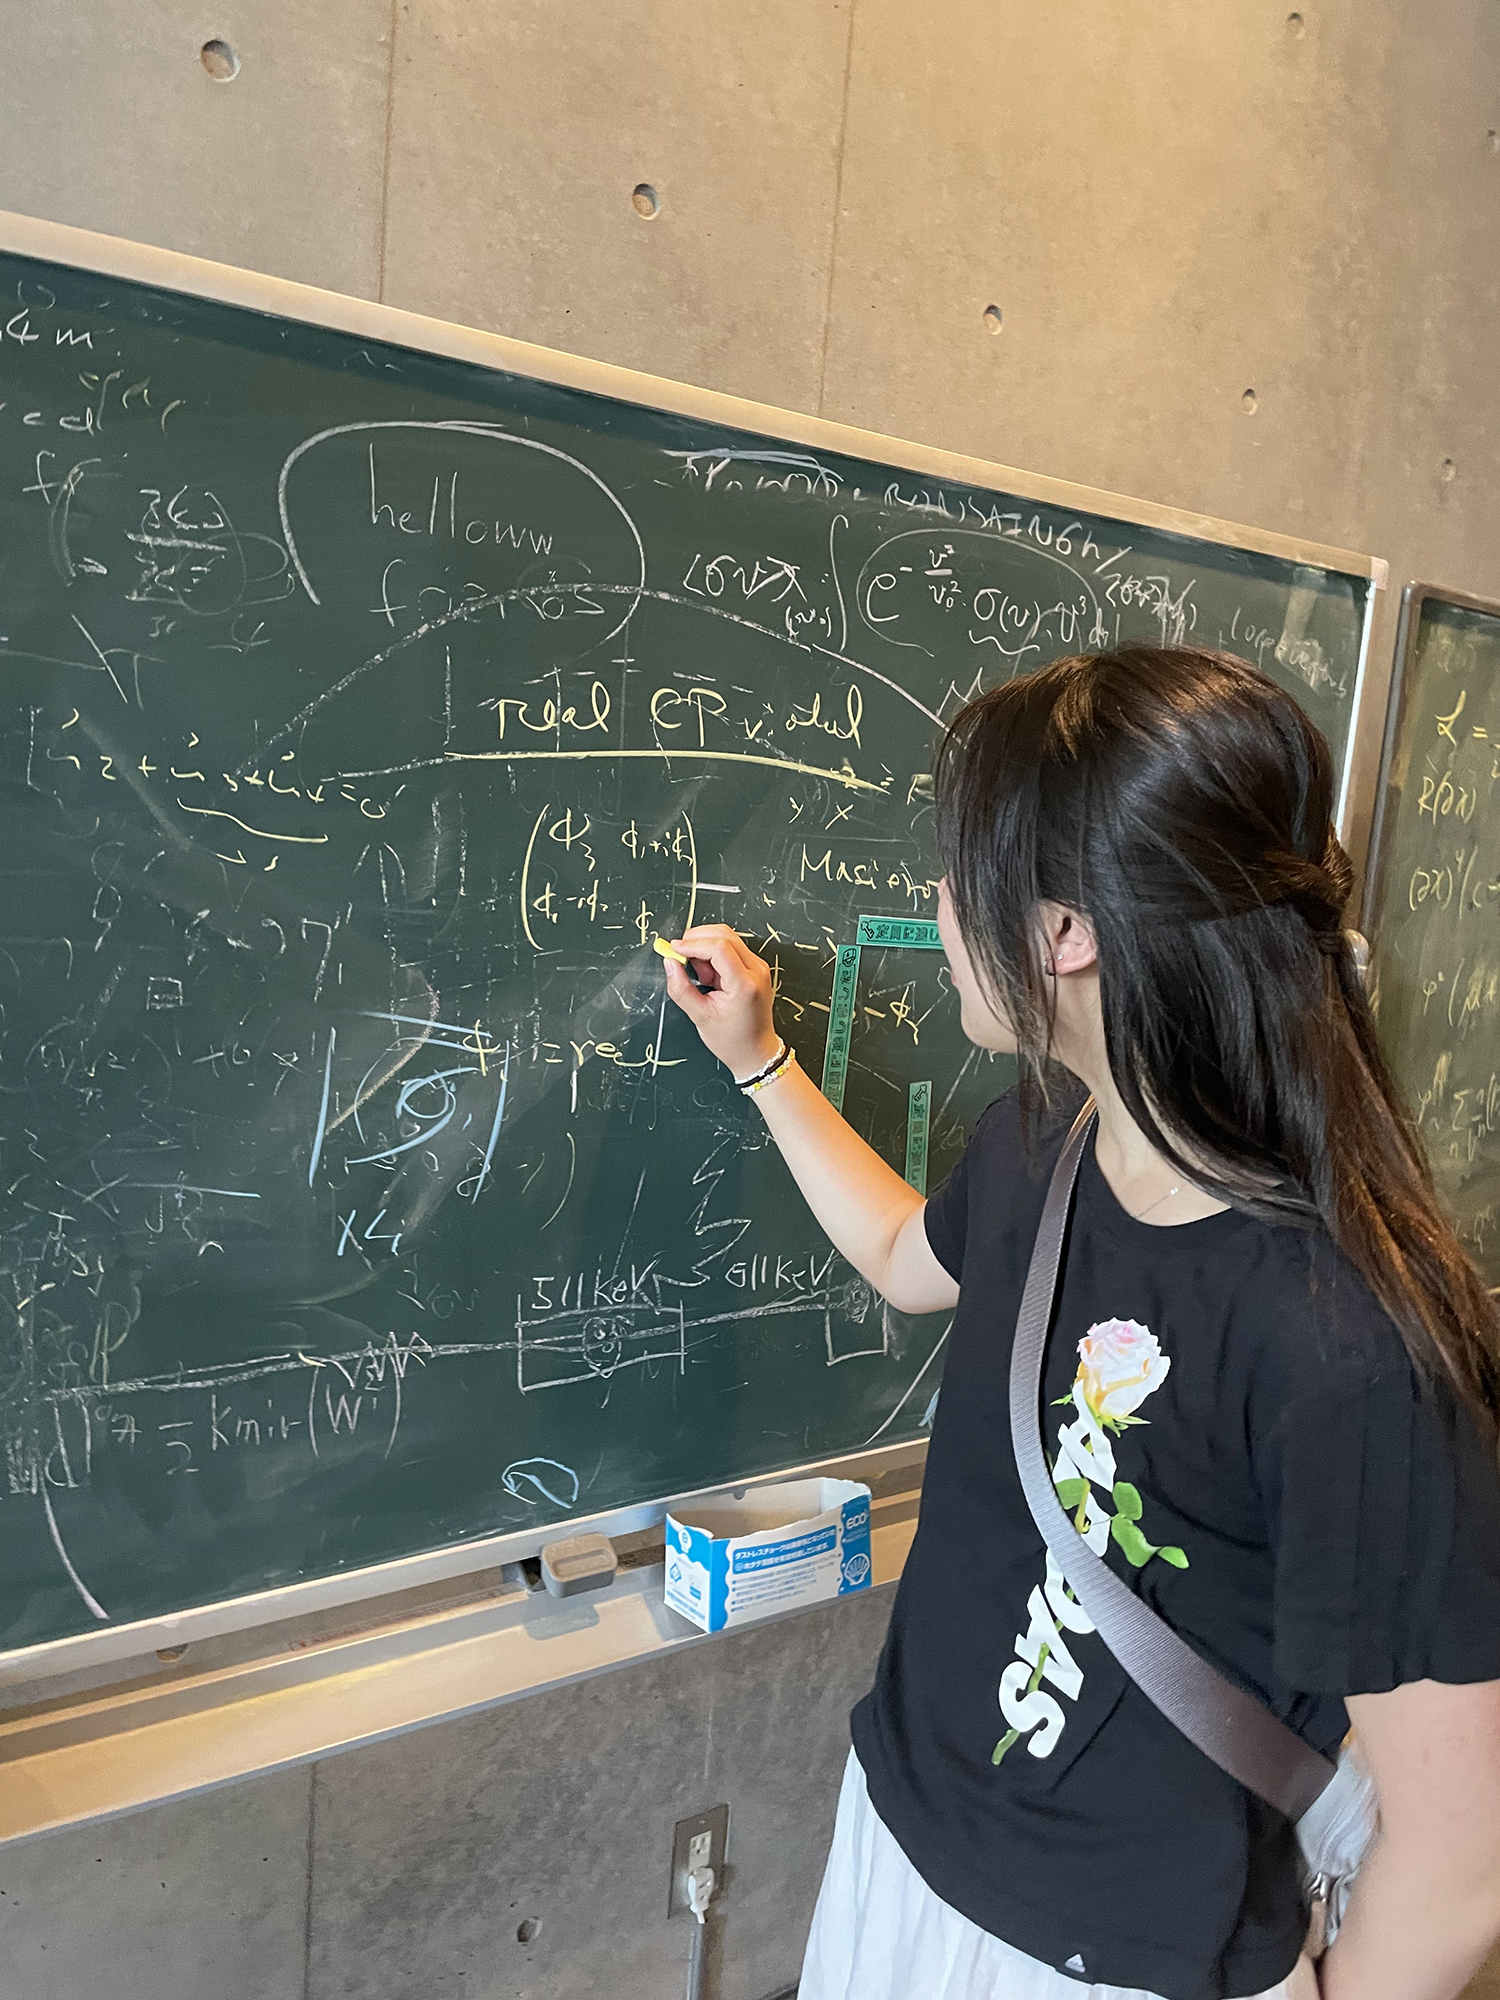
[[0, 251, 1369, 1647], [1370, 598, 1500, 1279]]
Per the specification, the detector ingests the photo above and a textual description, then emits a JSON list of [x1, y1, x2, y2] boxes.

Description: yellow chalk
[[653, 935, 690, 966]]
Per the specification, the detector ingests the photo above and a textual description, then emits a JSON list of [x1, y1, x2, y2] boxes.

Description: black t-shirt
[[851, 1091, 1500, 2000]]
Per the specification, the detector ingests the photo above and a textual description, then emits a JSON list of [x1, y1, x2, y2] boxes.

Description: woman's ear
[[1037, 901, 1099, 978]]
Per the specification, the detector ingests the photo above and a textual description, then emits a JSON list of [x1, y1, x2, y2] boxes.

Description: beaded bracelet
[[742, 1046, 797, 1097], [733, 1039, 787, 1089]]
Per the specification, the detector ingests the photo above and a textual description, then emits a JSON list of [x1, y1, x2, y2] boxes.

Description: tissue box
[[664, 1478, 872, 1632]]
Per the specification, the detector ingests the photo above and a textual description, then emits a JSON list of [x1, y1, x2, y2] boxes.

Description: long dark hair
[[935, 643, 1500, 1428]]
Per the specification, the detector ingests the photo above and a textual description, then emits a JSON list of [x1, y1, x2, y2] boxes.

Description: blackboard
[[1365, 584, 1500, 1294], [0, 217, 1378, 1653]]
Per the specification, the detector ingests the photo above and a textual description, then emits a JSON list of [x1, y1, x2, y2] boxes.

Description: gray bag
[[1009, 1100, 1378, 1955]]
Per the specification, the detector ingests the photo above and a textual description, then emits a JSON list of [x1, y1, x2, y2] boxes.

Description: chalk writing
[[0, 244, 1368, 1651], [1368, 595, 1500, 1282]]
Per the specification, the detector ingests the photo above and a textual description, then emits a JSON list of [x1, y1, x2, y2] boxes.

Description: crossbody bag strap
[[1008, 1098, 1336, 1824]]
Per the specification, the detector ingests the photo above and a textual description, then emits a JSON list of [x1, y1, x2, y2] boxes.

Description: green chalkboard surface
[[0, 224, 1376, 1650], [1365, 586, 1500, 1293]]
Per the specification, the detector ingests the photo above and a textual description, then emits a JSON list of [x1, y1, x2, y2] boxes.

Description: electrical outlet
[[669, 1803, 729, 1917]]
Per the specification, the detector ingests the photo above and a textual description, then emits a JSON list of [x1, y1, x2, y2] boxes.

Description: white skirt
[[799, 1750, 1316, 2000]]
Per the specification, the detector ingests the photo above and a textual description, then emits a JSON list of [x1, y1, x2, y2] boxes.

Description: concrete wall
[[0, 1588, 891, 2000], [0, 4, 1498, 1996]]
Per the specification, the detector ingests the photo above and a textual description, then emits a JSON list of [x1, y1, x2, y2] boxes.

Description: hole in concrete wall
[[982, 304, 1004, 333], [1241, 389, 1258, 414], [516, 1918, 542, 1945], [200, 38, 240, 81], [1285, 12, 1305, 37], [632, 184, 661, 219], [1440, 456, 1457, 482]]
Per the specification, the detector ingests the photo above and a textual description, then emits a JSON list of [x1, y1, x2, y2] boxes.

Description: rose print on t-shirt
[[993, 1319, 1188, 1765], [1075, 1317, 1172, 1427]]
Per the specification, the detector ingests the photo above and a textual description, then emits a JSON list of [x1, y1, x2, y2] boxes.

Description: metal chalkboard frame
[[0, 208, 1387, 1681]]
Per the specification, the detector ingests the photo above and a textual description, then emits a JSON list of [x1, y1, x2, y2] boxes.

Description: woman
[[660, 646, 1500, 2000]]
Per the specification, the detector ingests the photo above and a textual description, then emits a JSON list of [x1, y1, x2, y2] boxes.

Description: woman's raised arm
[[662, 924, 959, 1318]]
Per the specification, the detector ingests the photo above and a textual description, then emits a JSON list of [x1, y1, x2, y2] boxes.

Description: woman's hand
[[661, 924, 780, 1081], [658, 922, 959, 1317]]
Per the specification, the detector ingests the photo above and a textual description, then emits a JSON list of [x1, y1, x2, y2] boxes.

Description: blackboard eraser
[[540, 1532, 619, 1598]]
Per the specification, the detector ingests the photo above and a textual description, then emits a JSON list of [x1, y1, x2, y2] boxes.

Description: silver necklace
[[1129, 1183, 1181, 1221]]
